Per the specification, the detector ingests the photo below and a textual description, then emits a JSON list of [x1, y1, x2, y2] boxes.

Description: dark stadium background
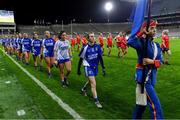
[[0, 0, 134, 24]]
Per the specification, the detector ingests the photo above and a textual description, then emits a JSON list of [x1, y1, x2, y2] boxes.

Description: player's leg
[[162, 49, 166, 64], [58, 63, 66, 87], [107, 46, 110, 56], [64, 60, 71, 85], [50, 57, 55, 68], [132, 104, 146, 119], [77, 44, 80, 52], [33, 55, 38, 69], [44, 57, 51, 77], [88, 76, 102, 108], [166, 49, 171, 65], [118, 47, 121, 57], [109, 46, 112, 56], [24, 51, 29, 65], [27, 51, 30, 64], [39, 54, 43, 70], [146, 83, 164, 119], [102, 46, 104, 55], [81, 79, 89, 96]]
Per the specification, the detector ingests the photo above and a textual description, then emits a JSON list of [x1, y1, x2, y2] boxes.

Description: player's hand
[[143, 58, 154, 65], [77, 70, 81, 75], [54, 60, 58, 65], [102, 68, 106, 76]]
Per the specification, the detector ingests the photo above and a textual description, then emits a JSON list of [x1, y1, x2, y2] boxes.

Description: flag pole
[[141, 0, 152, 93]]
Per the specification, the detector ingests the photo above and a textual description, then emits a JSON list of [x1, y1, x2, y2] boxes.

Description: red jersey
[[161, 35, 169, 49], [116, 36, 122, 47], [121, 37, 127, 49], [107, 35, 113, 46], [76, 35, 81, 44], [71, 38, 76, 46], [98, 35, 104, 46], [82, 37, 88, 45]]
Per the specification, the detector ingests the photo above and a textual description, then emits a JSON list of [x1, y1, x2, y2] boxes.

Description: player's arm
[[143, 44, 162, 68], [77, 47, 86, 75], [54, 42, 58, 61], [98, 46, 106, 76], [77, 58, 83, 75], [68, 41, 72, 59], [127, 35, 142, 50], [41, 39, 45, 55]]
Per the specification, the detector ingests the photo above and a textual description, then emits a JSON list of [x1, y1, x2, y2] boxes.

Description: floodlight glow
[[105, 2, 113, 12]]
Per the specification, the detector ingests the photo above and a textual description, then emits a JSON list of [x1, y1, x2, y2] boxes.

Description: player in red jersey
[[161, 30, 171, 65], [82, 34, 88, 47], [120, 32, 128, 58], [98, 33, 104, 54], [76, 33, 81, 52], [71, 37, 76, 53], [106, 32, 113, 56], [116, 32, 123, 57]]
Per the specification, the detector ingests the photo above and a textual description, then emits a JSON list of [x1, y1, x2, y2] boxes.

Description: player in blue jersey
[[17, 33, 23, 61], [54, 31, 72, 87], [2, 36, 6, 51], [31, 32, 43, 70], [77, 32, 106, 109], [9, 35, 15, 55], [14, 34, 20, 60], [3, 36, 8, 53], [12, 35, 17, 55], [22, 33, 32, 65], [42, 31, 55, 78], [128, 20, 164, 119]]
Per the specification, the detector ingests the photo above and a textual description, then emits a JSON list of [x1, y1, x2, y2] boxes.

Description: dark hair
[[58, 31, 66, 39]]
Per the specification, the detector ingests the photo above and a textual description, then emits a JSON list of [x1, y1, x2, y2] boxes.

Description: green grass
[[0, 38, 180, 119]]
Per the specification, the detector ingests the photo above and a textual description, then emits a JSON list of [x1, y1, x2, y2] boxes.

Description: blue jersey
[[31, 39, 42, 55], [10, 38, 14, 47], [5, 38, 10, 46], [127, 36, 162, 86], [79, 43, 102, 67], [42, 38, 55, 56], [22, 38, 32, 52], [17, 38, 23, 50], [2, 38, 6, 46]]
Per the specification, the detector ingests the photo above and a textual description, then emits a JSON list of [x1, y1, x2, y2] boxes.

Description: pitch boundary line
[[0, 48, 83, 120]]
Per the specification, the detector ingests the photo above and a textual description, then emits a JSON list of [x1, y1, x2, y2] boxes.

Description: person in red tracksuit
[[161, 30, 171, 65], [107, 32, 113, 56]]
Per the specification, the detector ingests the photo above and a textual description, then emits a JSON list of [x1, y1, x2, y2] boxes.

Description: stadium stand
[[1, 0, 179, 38]]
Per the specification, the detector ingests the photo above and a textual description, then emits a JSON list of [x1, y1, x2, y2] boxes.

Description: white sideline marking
[[17, 109, 26, 116], [5, 81, 11, 84], [0, 48, 83, 120]]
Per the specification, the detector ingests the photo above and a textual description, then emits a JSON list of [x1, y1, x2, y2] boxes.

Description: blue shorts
[[44, 52, 54, 58], [33, 51, 41, 56], [58, 59, 70, 65], [84, 66, 98, 77], [23, 49, 31, 53]]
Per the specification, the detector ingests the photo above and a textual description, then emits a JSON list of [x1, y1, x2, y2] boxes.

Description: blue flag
[[130, 0, 148, 37]]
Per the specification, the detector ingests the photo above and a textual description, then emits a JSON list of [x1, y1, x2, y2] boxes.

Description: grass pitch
[[0, 38, 180, 119]]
